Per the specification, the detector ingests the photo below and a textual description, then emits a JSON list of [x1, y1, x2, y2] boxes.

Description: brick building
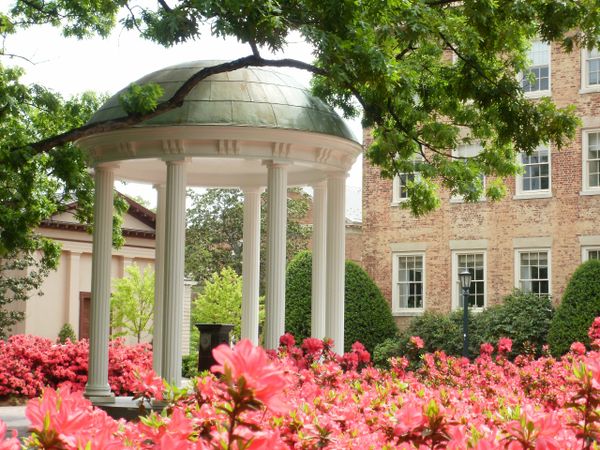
[[362, 41, 600, 328]]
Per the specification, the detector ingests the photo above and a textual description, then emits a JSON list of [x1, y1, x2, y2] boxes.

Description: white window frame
[[514, 248, 552, 297], [451, 251, 487, 311], [392, 155, 423, 205], [521, 40, 552, 99], [581, 129, 600, 195], [580, 48, 600, 94], [450, 142, 486, 203], [391, 252, 425, 316], [514, 145, 552, 199], [582, 246, 600, 262]]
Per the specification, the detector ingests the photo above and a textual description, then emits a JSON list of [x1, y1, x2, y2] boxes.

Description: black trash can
[[195, 323, 234, 372]]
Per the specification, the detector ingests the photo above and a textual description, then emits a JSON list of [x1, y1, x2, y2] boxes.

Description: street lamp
[[459, 269, 472, 358]]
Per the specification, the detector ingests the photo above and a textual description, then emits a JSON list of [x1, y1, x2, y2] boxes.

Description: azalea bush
[[0, 334, 152, 398], [2, 321, 600, 448]]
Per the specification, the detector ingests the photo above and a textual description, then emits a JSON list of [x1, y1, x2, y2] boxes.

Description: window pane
[[457, 252, 485, 308], [519, 251, 550, 296], [521, 147, 550, 192], [397, 255, 424, 309]]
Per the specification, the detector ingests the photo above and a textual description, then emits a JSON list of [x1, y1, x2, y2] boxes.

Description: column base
[[84, 385, 115, 404]]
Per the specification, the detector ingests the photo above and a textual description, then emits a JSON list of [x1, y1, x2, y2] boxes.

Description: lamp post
[[459, 269, 472, 358]]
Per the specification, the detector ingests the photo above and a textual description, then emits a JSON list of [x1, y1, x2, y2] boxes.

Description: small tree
[[110, 264, 154, 343], [191, 267, 264, 352]]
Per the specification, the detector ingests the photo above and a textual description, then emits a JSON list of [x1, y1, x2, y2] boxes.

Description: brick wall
[[362, 43, 600, 329]]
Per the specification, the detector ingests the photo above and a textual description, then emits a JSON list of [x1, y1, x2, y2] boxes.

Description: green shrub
[[285, 251, 398, 353], [548, 259, 600, 356], [478, 290, 554, 356], [406, 310, 484, 357], [182, 354, 198, 378], [372, 335, 408, 368], [57, 323, 76, 343]]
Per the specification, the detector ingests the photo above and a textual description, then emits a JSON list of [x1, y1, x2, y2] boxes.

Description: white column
[[264, 162, 288, 349], [241, 187, 263, 344], [311, 181, 327, 339], [161, 160, 187, 387], [66, 251, 81, 332], [152, 184, 166, 376], [326, 172, 346, 354], [85, 164, 116, 402]]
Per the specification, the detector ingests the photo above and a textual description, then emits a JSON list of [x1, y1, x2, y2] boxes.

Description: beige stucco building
[[8, 196, 193, 352]]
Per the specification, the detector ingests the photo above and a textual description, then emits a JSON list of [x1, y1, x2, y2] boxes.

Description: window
[[393, 172, 417, 203], [521, 41, 551, 95], [516, 146, 551, 198], [452, 252, 486, 309], [581, 48, 600, 92], [583, 247, 600, 261], [392, 253, 425, 314], [451, 143, 485, 202], [517, 250, 550, 296], [583, 130, 600, 193], [392, 156, 422, 204]]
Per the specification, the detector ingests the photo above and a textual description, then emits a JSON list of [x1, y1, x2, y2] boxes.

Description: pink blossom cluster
[[0, 335, 152, 398], [1, 328, 600, 448]]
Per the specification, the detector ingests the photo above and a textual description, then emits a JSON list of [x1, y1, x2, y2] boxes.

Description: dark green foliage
[[406, 310, 485, 357], [284, 251, 313, 344], [373, 291, 553, 365], [548, 260, 600, 356], [285, 251, 398, 354], [372, 336, 407, 368], [182, 354, 199, 379], [57, 323, 77, 343], [344, 260, 399, 354], [478, 291, 554, 356]]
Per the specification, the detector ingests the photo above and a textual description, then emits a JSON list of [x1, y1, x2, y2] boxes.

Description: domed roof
[[88, 60, 357, 142]]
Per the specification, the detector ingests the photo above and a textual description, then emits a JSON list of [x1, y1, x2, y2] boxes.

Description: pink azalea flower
[[409, 336, 425, 349], [480, 342, 494, 356], [279, 333, 295, 348], [212, 339, 289, 414], [0, 421, 19, 450], [301, 338, 324, 356], [497, 337, 513, 354], [570, 341, 586, 355]]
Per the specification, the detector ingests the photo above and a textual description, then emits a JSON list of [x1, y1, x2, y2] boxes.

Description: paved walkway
[[0, 406, 29, 438]]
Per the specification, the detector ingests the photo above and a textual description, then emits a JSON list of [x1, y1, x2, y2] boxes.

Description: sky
[[1, 3, 364, 219]]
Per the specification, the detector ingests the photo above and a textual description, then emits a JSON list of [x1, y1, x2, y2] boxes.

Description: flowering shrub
[[0, 335, 152, 398], [2, 322, 600, 448]]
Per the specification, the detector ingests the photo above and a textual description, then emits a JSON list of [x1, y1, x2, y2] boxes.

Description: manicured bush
[[57, 323, 76, 343], [285, 251, 398, 353], [478, 290, 554, 356], [548, 259, 600, 355]]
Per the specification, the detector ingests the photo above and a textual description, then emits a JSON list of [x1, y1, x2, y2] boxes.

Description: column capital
[[162, 156, 191, 165], [326, 170, 348, 180], [153, 183, 166, 191], [93, 162, 120, 172], [240, 186, 266, 195], [262, 159, 291, 168], [311, 180, 328, 190]]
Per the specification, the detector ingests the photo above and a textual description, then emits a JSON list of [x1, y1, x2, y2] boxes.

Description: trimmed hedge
[[548, 259, 600, 355], [285, 251, 398, 353], [478, 291, 553, 356], [373, 291, 555, 366]]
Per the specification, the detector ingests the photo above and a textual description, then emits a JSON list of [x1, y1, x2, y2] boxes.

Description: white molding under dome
[[77, 125, 361, 188]]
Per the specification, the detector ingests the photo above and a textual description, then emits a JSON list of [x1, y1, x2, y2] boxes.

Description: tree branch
[[19, 55, 327, 155], [156, 0, 172, 13]]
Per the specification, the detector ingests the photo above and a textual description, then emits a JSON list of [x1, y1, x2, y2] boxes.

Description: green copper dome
[[89, 60, 358, 142]]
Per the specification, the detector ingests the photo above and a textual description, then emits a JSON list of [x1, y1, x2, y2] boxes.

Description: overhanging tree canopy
[[1, 0, 597, 254]]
